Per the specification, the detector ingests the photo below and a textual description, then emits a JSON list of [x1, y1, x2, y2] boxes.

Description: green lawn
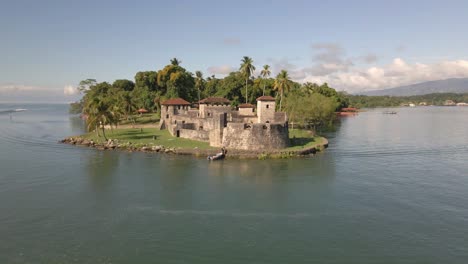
[[285, 129, 326, 151], [78, 127, 324, 152], [81, 128, 214, 150]]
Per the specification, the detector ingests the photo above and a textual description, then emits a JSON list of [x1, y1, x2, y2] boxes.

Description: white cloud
[[302, 58, 468, 92], [63, 85, 79, 96], [207, 65, 236, 75], [0, 84, 42, 92]]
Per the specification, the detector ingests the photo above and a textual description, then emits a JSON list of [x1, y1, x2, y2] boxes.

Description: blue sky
[[1, 0, 468, 102]]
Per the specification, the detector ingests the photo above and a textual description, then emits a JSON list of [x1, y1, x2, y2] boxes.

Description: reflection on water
[[69, 115, 86, 133], [85, 151, 120, 191]]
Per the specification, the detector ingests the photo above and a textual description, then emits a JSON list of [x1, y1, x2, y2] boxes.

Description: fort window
[[178, 106, 181, 110], [176, 130, 180, 137], [166, 114, 169, 119], [266, 121, 270, 123], [208, 113, 211, 117], [263, 125, 267, 129], [182, 121, 185, 124], [266, 104, 269, 109], [174, 120, 177, 124]]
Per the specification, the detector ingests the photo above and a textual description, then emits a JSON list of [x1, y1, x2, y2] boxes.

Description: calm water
[[0, 104, 467, 263]]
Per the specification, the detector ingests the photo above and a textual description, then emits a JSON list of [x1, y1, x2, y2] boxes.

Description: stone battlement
[[159, 97, 289, 150]]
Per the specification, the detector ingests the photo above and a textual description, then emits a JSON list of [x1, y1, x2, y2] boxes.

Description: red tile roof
[[199, 97, 230, 104], [238, 103, 255, 108], [161, 98, 191, 105], [256, 95, 276, 101]]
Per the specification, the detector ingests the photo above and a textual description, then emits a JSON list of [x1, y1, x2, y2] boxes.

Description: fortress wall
[[221, 123, 290, 150], [187, 110, 199, 118], [239, 108, 256, 116], [179, 129, 209, 142], [274, 112, 287, 123], [231, 116, 257, 123], [208, 113, 225, 147], [199, 105, 232, 119]]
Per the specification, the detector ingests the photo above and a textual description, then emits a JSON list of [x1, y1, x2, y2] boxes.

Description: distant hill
[[358, 78, 468, 96]]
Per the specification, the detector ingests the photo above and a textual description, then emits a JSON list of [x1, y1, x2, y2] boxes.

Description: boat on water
[[0, 108, 28, 114], [208, 148, 227, 161], [383, 111, 397, 114]]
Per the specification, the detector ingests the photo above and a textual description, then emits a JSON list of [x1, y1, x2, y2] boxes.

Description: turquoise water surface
[[0, 104, 467, 263]]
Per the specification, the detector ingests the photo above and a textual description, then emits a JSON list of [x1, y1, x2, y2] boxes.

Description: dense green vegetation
[[347, 93, 468, 108], [70, 57, 349, 135]]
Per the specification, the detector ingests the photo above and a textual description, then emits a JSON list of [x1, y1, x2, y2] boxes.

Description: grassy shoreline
[[62, 127, 328, 159]]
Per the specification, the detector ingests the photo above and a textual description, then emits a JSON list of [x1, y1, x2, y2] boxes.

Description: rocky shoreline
[[60, 137, 328, 159]]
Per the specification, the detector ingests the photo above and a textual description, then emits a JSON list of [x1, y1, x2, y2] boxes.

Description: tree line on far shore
[[346, 93, 468, 108], [70, 57, 350, 134]]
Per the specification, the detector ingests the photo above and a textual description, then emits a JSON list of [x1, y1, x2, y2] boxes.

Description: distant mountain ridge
[[358, 78, 468, 96]]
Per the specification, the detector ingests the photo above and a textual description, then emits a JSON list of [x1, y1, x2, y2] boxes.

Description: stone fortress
[[159, 96, 290, 150]]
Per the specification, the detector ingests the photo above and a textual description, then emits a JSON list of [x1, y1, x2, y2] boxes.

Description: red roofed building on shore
[[161, 98, 191, 106], [159, 96, 289, 150]]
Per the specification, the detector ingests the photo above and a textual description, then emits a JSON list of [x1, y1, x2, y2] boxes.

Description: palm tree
[[195, 71, 204, 104], [239, 56, 256, 103], [83, 96, 119, 141], [170, 58, 181, 66], [118, 91, 136, 120], [260, 64, 271, 96], [302, 82, 319, 94], [274, 70, 293, 111]]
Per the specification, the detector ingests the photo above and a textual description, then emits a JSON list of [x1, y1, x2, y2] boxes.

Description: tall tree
[[118, 91, 136, 120], [134, 71, 158, 91], [170, 58, 181, 66], [112, 79, 135, 92], [195, 71, 204, 103], [82, 93, 120, 140], [77, 79, 97, 93], [239, 56, 256, 103], [260, 64, 271, 96], [274, 70, 293, 111]]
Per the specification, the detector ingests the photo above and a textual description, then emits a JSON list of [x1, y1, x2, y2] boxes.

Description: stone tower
[[256, 96, 276, 123]]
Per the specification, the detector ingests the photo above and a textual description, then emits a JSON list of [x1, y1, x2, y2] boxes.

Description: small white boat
[[208, 148, 227, 161]]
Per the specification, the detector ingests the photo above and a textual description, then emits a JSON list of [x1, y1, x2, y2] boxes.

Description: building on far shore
[[159, 96, 290, 150], [444, 100, 456, 106]]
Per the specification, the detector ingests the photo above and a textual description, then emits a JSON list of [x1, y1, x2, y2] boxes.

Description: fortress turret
[[256, 96, 276, 123]]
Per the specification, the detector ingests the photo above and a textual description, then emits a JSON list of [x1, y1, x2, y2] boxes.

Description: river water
[[0, 104, 467, 263]]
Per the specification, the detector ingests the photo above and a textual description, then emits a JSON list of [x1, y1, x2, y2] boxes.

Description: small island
[[63, 95, 328, 159], [64, 57, 344, 158]]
